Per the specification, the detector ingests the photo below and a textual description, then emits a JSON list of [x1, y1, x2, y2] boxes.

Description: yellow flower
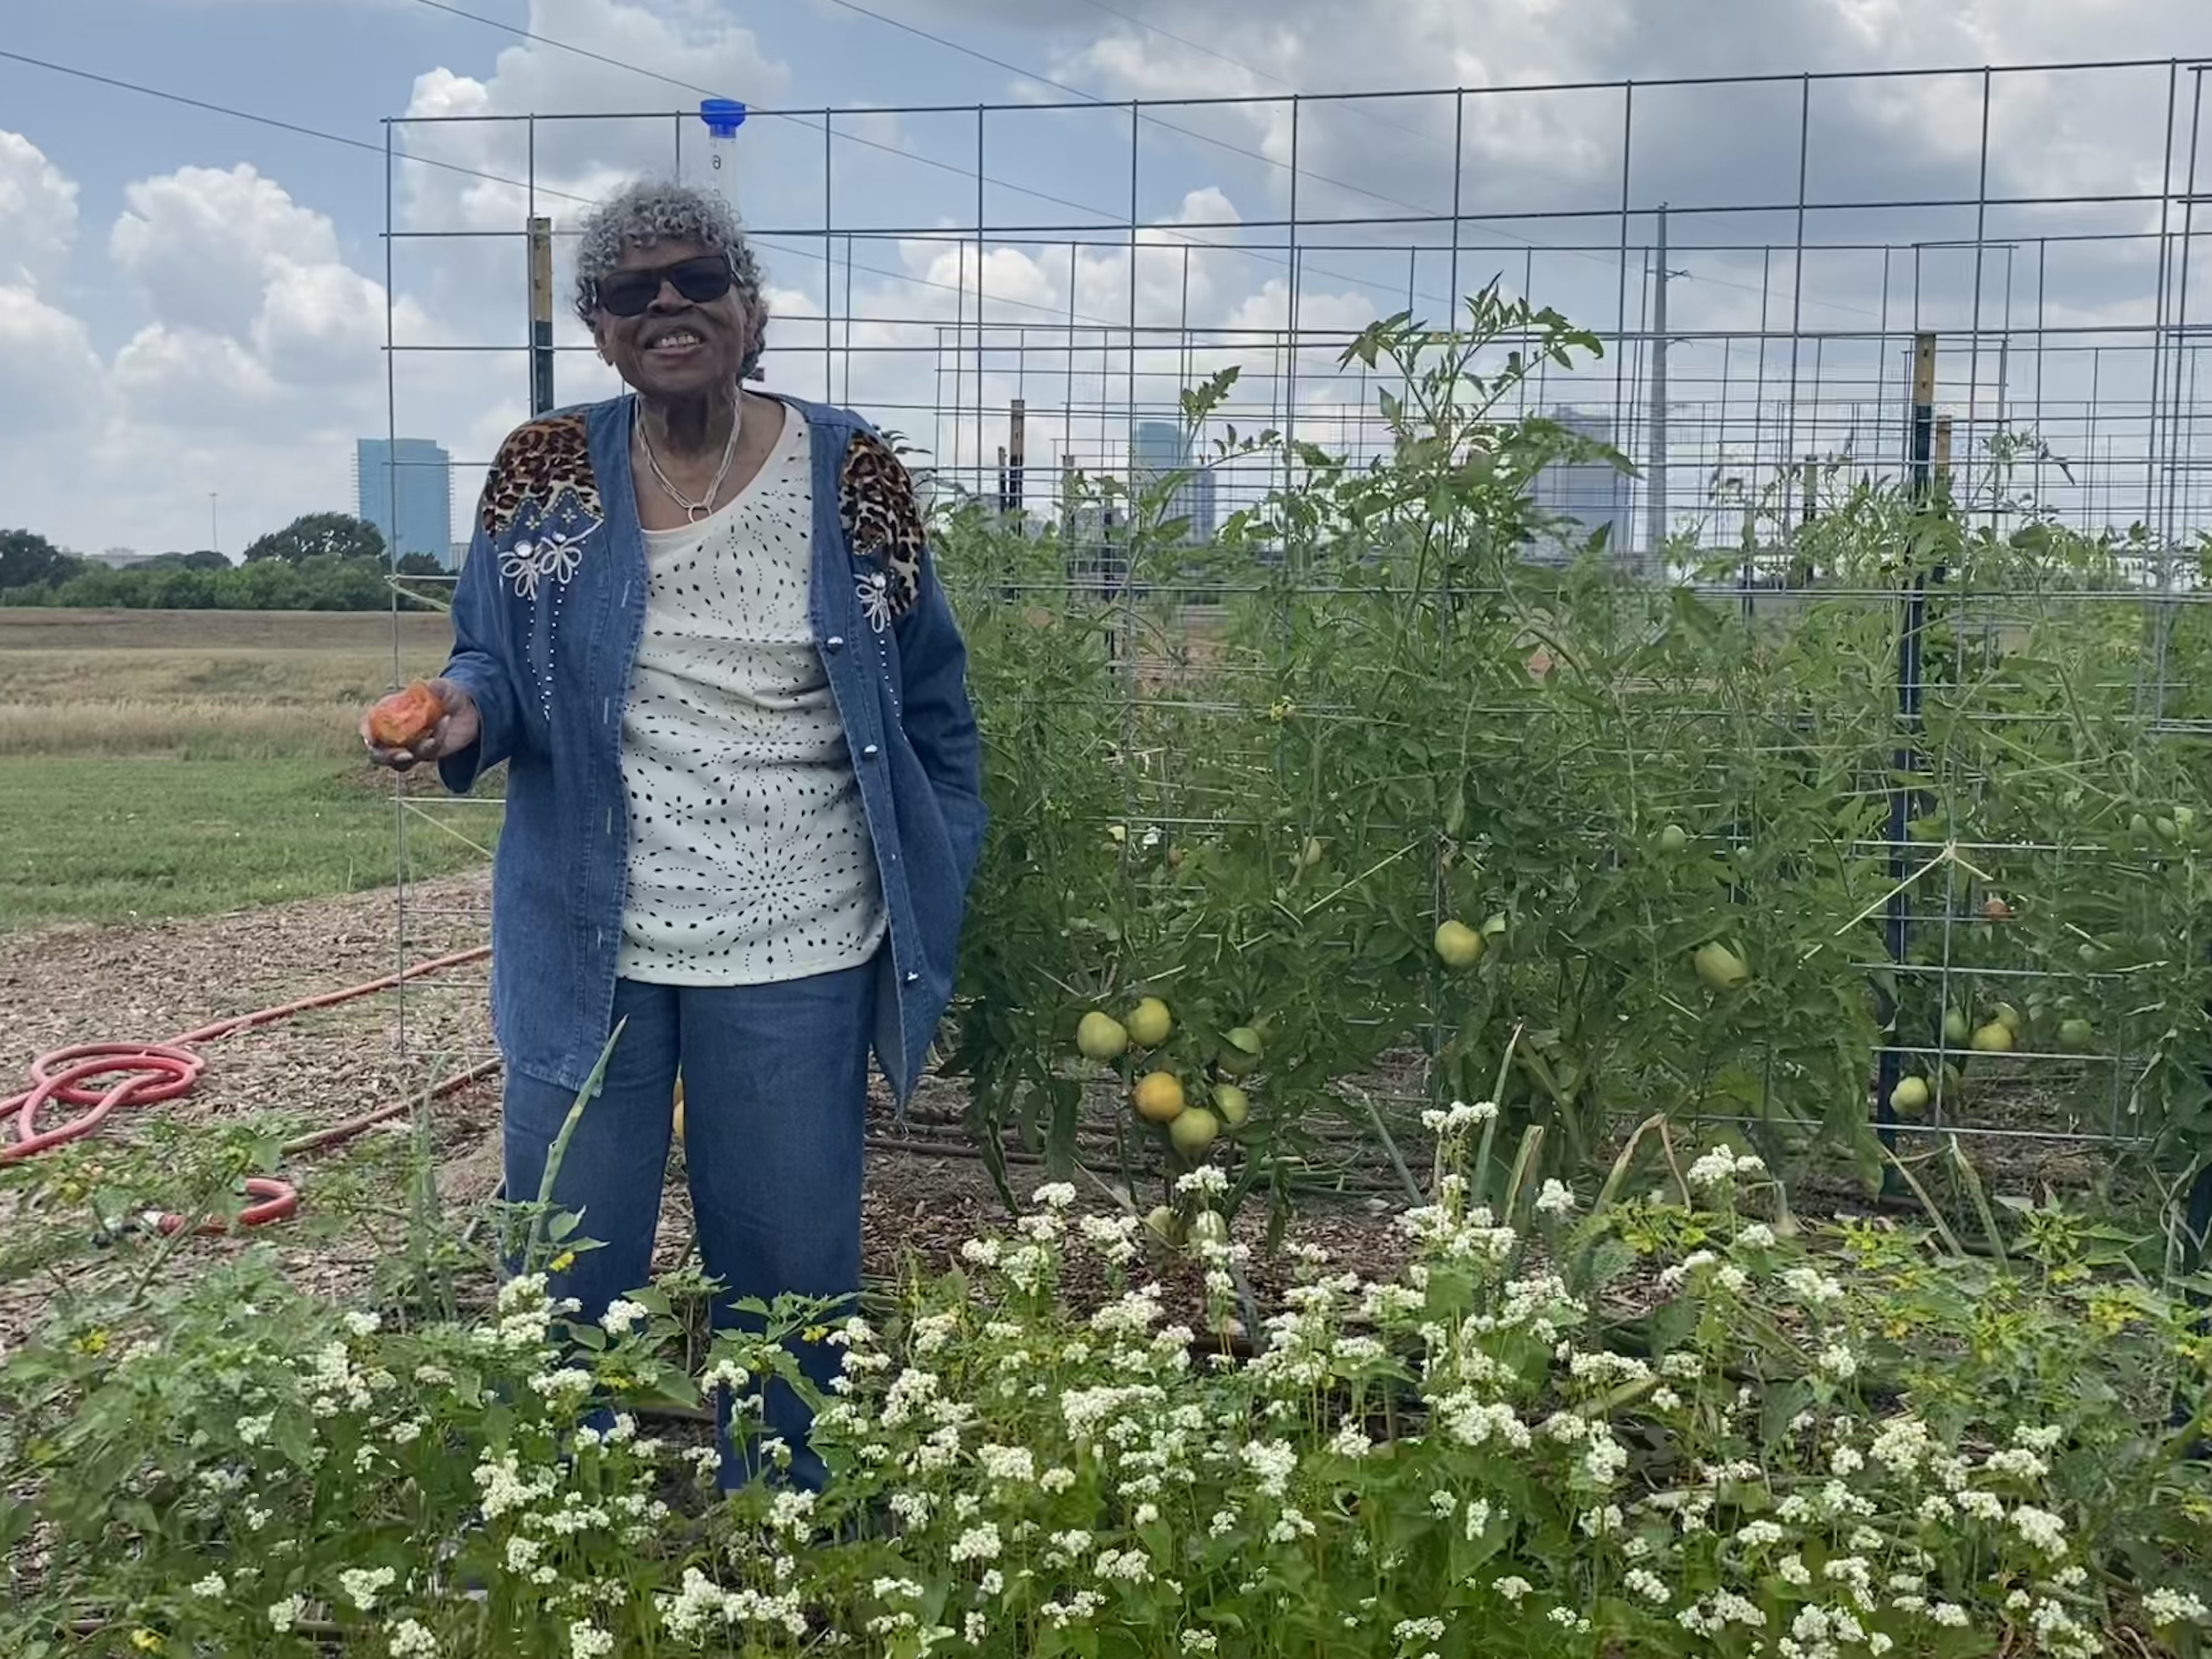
[[801, 1325, 830, 1345], [76, 1329, 109, 1357], [550, 1251, 576, 1273], [129, 1629, 165, 1653]]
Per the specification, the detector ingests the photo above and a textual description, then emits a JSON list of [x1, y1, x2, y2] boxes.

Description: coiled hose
[[2, 949, 495, 1233]]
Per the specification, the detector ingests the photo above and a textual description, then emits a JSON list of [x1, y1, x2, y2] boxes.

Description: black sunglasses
[[594, 253, 735, 318]]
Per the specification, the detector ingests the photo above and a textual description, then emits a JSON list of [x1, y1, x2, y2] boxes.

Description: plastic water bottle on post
[[692, 98, 747, 217]]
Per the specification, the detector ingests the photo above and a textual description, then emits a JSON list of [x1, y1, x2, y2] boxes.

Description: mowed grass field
[[0, 610, 497, 930]]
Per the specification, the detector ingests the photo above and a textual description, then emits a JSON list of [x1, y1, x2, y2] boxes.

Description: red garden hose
[[2, 948, 497, 1234]]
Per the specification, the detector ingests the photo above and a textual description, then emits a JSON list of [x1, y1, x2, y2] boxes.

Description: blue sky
[[1, 0, 2203, 555]]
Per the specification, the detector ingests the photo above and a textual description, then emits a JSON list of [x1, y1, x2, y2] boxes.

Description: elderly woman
[[363, 179, 986, 1489]]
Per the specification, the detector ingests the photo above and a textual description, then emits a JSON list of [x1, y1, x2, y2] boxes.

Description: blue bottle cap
[[699, 98, 748, 138]]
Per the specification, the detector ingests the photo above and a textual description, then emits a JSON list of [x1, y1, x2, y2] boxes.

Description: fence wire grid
[[381, 57, 2212, 1168]]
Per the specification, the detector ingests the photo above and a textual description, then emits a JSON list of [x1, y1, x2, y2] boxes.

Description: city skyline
[[356, 438, 456, 571]]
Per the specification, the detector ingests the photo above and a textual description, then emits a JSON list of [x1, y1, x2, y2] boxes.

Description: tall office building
[[356, 438, 455, 567], [1527, 408, 1632, 567], [1132, 420, 1217, 545]]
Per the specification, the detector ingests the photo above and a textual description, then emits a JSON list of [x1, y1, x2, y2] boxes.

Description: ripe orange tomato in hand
[[366, 681, 445, 749]]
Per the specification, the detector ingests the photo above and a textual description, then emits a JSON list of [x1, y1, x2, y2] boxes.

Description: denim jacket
[[435, 391, 986, 1105]]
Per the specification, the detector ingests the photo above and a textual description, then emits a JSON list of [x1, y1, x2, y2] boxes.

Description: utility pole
[[1646, 202, 1668, 575], [210, 492, 219, 557], [528, 217, 556, 417]]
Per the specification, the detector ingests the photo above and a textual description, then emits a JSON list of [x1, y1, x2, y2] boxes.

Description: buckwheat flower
[[1869, 1416, 1931, 1471], [1717, 1265, 1752, 1295], [1095, 1548, 1154, 1584], [952, 1522, 1003, 1564], [529, 1367, 594, 1403], [913, 1311, 962, 1355], [1395, 1617, 1447, 1644], [268, 1596, 307, 1634], [1830, 1446, 1865, 1476], [1779, 1555, 1813, 1588], [236, 1413, 273, 1446], [1929, 1603, 1971, 1628], [568, 1623, 614, 1658], [2013, 1423, 2065, 1452], [1651, 1386, 1683, 1412], [1428, 1490, 1459, 1519], [768, 1489, 817, 1538], [1547, 1608, 1592, 1634], [338, 1565, 397, 1612], [1736, 1222, 1775, 1249], [1984, 1447, 2048, 1482], [187, 1571, 227, 1598], [2146, 1589, 2210, 1626], [387, 1620, 438, 1659], [1816, 1344, 1859, 1379], [1180, 1634, 1219, 1654], [1686, 1146, 1744, 1188], [1542, 1410, 1589, 1444], [1735, 1520, 1785, 1550], [1782, 1268, 1846, 1306], [1625, 1568, 1669, 1605], [1464, 1499, 1495, 1541], [598, 1299, 650, 1337], [1329, 1419, 1373, 1459], [1535, 1180, 1577, 1217], [1581, 1431, 1629, 1487], [1957, 1490, 2004, 1521], [2011, 1504, 2068, 1555], [1495, 1576, 1533, 1604], [1240, 1438, 1299, 1498], [343, 1310, 382, 1338], [1031, 1181, 1077, 1211], [1267, 1506, 1317, 1544]]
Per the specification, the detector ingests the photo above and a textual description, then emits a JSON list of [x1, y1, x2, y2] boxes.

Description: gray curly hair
[[572, 178, 769, 377]]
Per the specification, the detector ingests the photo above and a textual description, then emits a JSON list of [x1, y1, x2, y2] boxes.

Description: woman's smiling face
[[591, 240, 760, 401]]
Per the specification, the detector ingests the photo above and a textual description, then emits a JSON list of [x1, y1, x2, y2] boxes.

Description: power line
[[400, 0, 1484, 318], [1063, 0, 1622, 213], [815, 0, 1462, 225], [402, 0, 1490, 322], [407, 0, 1122, 227], [0, 45, 1120, 329], [0, 46, 582, 203], [812, 0, 1880, 323]]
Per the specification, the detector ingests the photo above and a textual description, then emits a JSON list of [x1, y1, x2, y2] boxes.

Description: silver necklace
[[638, 399, 742, 522]]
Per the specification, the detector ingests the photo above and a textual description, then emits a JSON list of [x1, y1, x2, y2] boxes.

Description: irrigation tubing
[[1, 949, 493, 1234]]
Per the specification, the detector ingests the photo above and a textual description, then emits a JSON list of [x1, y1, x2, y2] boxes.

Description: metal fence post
[[1876, 331, 1938, 1161]]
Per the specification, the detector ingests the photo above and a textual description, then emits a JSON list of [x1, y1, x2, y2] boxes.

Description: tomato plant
[[935, 294, 2212, 1220]]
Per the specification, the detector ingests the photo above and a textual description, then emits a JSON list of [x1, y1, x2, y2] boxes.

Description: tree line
[[0, 516, 448, 611]]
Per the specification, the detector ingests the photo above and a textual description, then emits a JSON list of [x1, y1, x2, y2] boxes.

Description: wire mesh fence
[[381, 58, 2212, 1183]]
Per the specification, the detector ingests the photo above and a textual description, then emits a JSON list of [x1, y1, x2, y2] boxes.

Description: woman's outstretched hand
[[360, 678, 481, 772]]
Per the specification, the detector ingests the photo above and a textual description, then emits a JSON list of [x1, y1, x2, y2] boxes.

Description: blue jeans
[[500, 963, 874, 1492]]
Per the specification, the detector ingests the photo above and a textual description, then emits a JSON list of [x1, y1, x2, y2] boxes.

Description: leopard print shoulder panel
[[477, 414, 605, 602], [838, 428, 926, 631]]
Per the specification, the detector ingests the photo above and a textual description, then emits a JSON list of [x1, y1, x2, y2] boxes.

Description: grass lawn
[[0, 608, 499, 930], [0, 755, 494, 930]]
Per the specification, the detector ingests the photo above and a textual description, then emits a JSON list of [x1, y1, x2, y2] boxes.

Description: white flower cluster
[[1419, 1099, 1499, 1136], [659, 1565, 809, 1642], [1686, 1143, 1768, 1190]]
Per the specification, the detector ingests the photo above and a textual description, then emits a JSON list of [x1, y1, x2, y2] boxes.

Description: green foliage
[[0, 527, 82, 591], [934, 290, 2212, 1214], [244, 512, 388, 566], [0, 757, 492, 929], [3, 1115, 2207, 1656], [1, 555, 428, 612]]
